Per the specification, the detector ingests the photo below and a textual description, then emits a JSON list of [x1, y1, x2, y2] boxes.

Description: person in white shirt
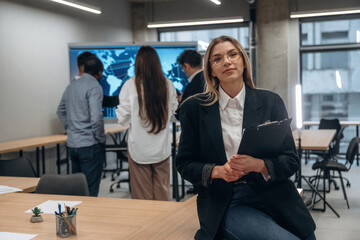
[[176, 36, 316, 240], [116, 46, 178, 201]]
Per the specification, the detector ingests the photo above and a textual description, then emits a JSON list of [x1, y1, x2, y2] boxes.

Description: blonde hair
[[203, 35, 256, 105]]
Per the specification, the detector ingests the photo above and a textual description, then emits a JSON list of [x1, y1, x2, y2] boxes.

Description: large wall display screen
[[69, 42, 197, 118]]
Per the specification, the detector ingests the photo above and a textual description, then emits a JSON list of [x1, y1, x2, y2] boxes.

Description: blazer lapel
[[201, 102, 228, 164], [243, 86, 263, 129]]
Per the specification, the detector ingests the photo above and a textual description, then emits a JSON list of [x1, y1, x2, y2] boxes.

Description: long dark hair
[[135, 46, 169, 134]]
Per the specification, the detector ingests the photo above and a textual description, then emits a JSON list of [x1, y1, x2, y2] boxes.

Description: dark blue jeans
[[221, 183, 316, 240], [69, 143, 105, 197]]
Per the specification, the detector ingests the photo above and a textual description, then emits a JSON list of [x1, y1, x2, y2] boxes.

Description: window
[[300, 17, 360, 152], [301, 18, 360, 45], [159, 25, 249, 51]]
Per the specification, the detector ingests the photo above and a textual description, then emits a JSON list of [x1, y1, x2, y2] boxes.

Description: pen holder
[[56, 214, 77, 238]]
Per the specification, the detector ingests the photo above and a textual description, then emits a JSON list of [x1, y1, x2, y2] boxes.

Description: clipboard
[[237, 118, 292, 158]]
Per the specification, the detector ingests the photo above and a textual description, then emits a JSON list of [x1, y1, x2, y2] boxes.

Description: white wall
[[0, 0, 132, 142]]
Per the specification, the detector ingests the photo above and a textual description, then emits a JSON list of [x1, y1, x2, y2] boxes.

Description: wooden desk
[[0, 135, 67, 176], [292, 129, 336, 151], [0, 193, 199, 240], [0, 125, 129, 176], [303, 120, 360, 165], [127, 196, 198, 240], [105, 124, 128, 135], [292, 129, 339, 217], [292, 129, 336, 185], [0, 177, 39, 193]]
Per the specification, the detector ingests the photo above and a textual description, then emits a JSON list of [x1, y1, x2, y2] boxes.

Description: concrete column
[[131, 2, 157, 42], [256, 0, 290, 106]]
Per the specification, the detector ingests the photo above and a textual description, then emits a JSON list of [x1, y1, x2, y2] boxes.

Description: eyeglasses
[[210, 50, 241, 66]]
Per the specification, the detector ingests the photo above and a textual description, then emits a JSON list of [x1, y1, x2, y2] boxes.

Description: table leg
[[57, 144, 61, 174], [19, 150, 23, 157], [66, 147, 70, 174], [36, 147, 40, 177], [172, 121, 179, 202], [302, 176, 340, 218], [296, 137, 302, 188], [42, 146, 45, 175]]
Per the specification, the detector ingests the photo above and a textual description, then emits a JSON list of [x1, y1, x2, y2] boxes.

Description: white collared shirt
[[187, 69, 203, 83], [218, 85, 246, 160], [115, 77, 178, 164]]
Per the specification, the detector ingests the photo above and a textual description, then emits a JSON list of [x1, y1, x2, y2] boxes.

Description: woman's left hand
[[228, 154, 268, 175]]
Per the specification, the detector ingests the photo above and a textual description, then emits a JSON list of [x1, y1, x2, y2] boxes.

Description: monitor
[[68, 42, 198, 118]]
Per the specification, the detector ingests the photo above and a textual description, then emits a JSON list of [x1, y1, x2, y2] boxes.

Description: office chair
[[311, 118, 344, 160], [0, 156, 37, 177], [102, 131, 130, 193], [35, 173, 89, 196], [312, 137, 359, 209], [309, 119, 345, 190], [102, 131, 128, 181]]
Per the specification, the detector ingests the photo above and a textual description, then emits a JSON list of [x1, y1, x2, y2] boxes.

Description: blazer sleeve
[[260, 94, 299, 184], [175, 99, 206, 187]]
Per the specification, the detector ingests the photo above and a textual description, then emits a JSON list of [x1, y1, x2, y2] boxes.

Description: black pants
[[69, 143, 105, 197]]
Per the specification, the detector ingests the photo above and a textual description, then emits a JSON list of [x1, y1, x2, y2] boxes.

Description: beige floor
[[98, 156, 360, 240]]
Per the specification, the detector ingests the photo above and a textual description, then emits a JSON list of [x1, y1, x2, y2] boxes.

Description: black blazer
[[176, 85, 315, 240], [181, 71, 205, 102], [175, 71, 205, 120]]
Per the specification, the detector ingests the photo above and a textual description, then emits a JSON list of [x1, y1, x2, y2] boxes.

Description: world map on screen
[[93, 48, 188, 97], [69, 45, 196, 118]]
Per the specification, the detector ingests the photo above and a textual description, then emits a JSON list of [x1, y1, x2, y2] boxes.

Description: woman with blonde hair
[[116, 46, 178, 200], [176, 36, 316, 240]]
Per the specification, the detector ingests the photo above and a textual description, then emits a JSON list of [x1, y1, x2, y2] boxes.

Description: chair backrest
[[330, 126, 345, 157], [319, 118, 344, 140], [107, 131, 128, 160], [35, 173, 89, 196], [345, 137, 360, 168], [319, 118, 344, 157], [0, 157, 37, 177]]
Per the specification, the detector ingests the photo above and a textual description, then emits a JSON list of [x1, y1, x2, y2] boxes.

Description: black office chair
[[312, 137, 359, 209], [0, 157, 37, 177], [308, 119, 345, 190], [102, 131, 130, 193], [311, 118, 344, 160], [102, 131, 128, 181], [35, 173, 89, 196]]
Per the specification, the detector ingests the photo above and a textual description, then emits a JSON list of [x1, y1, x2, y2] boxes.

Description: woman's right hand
[[211, 162, 247, 182]]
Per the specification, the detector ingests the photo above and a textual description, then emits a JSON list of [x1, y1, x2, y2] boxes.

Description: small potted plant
[[30, 207, 43, 223]]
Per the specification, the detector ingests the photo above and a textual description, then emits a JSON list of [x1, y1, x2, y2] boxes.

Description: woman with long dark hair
[[116, 46, 178, 200], [176, 36, 316, 239]]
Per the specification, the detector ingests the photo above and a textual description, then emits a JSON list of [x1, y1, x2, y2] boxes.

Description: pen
[[58, 203, 61, 214], [72, 208, 78, 215], [60, 213, 77, 234], [66, 206, 70, 215]]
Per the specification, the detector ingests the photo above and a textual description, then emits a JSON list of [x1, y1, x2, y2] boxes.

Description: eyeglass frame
[[209, 49, 243, 67]]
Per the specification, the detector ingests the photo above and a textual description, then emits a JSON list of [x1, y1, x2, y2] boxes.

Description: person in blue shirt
[[57, 56, 105, 197]]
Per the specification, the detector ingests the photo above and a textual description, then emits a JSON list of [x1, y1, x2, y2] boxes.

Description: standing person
[[177, 49, 205, 104], [116, 46, 178, 201], [176, 36, 316, 240], [75, 51, 119, 107], [57, 56, 106, 197]]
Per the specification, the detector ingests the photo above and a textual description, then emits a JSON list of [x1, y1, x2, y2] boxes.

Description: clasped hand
[[211, 154, 266, 182]]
